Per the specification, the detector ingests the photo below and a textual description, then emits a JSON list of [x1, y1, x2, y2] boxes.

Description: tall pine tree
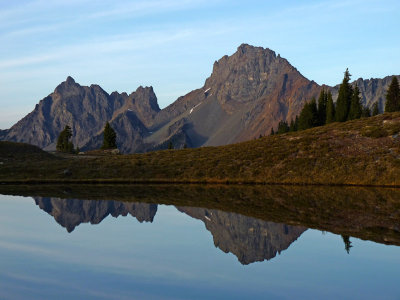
[[336, 68, 353, 122], [348, 85, 362, 120], [317, 89, 328, 126], [385, 77, 400, 112], [326, 91, 335, 124], [101, 122, 117, 149]]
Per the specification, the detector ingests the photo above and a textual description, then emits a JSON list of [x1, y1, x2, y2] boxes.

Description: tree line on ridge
[[272, 70, 400, 135]]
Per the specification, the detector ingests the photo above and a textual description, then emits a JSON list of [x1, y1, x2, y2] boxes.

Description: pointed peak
[[66, 76, 75, 84], [54, 76, 80, 94], [130, 86, 160, 113]]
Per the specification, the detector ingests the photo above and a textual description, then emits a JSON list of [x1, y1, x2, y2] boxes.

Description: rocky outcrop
[[33, 197, 158, 232], [177, 206, 306, 265], [1, 45, 398, 152]]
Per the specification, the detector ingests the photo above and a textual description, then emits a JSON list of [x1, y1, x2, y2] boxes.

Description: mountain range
[[1, 44, 399, 153]]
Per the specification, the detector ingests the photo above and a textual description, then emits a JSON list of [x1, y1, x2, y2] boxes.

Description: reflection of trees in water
[[342, 235, 353, 254]]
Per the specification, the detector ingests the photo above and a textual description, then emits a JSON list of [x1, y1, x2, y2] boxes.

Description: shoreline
[[1, 179, 399, 188]]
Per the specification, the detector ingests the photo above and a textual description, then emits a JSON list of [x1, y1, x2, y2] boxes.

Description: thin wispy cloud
[[0, 20, 234, 69]]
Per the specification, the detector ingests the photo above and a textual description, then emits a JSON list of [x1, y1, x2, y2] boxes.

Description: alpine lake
[[0, 184, 399, 300]]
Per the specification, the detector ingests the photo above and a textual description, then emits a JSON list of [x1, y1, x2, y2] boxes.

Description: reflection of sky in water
[[0, 194, 399, 300]]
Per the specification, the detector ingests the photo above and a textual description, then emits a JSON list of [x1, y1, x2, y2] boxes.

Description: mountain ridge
[[1, 44, 399, 153]]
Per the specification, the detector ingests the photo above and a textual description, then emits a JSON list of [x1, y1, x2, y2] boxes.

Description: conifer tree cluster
[[272, 69, 381, 136], [56, 125, 75, 153], [385, 77, 400, 112]]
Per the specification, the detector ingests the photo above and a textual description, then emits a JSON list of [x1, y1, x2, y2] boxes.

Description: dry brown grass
[[2, 112, 400, 186]]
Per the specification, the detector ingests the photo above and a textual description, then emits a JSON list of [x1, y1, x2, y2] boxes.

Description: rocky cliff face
[[177, 206, 306, 265], [33, 197, 158, 232], [1, 44, 398, 152]]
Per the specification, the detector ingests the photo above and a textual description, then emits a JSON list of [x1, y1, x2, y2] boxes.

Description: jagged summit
[[131, 86, 160, 113], [66, 76, 76, 84]]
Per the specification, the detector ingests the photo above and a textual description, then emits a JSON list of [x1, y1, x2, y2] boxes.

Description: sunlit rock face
[[176, 206, 306, 265], [33, 197, 158, 232]]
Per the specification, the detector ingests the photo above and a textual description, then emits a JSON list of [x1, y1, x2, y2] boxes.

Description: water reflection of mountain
[[177, 206, 306, 264], [32, 197, 305, 264], [3, 184, 397, 248], [33, 197, 158, 232]]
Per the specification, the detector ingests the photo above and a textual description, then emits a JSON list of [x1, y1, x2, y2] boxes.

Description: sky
[[1, 0, 399, 129]]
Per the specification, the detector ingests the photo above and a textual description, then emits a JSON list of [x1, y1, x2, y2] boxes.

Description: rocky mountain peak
[[54, 76, 82, 95], [66, 76, 76, 85], [204, 43, 309, 111], [120, 86, 160, 129], [131, 86, 160, 112], [236, 43, 275, 57]]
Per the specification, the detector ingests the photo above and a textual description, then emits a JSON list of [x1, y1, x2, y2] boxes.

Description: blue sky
[[1, 0, 399, 128]]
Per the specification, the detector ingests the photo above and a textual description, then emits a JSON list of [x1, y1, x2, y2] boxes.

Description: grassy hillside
[[2, 112, 400, 186]]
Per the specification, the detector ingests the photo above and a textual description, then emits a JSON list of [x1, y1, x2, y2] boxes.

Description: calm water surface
[[0, 186, 399, 300]]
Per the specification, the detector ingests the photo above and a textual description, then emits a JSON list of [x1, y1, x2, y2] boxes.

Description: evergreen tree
[[317, 89, 328, 126], [348, 85, 362, 120], [385, 77, 400, 112], [298, 98, 318, 131], [168, 141, 174, 149], [270, 128, 275, 136], [289, 117, 298, 132], [336, 68, 353, 122], [326, 91, 335, 124], [361, 106, 371, 118], [56, 125, 74, 153], [101, 122, 117, 149], [372, 102, 380, 116], [277, 120, 290, 134]]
